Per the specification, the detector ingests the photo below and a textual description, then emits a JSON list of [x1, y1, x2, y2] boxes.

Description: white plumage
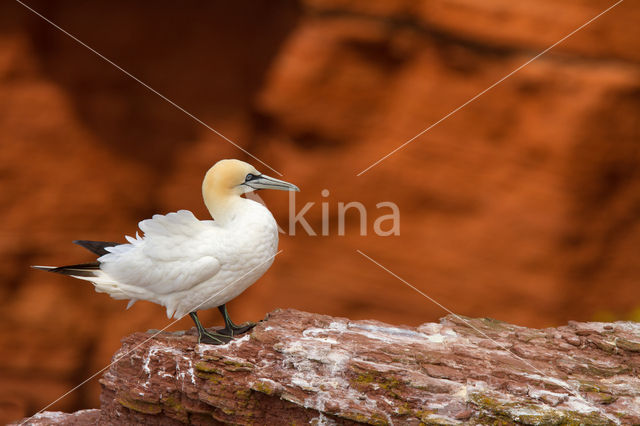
[[88, 205, 277, 319], [34, 159, 298, 344]]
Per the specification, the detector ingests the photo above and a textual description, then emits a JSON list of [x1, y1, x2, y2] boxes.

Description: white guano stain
[[303, 320, 457, 346], [141, 343, 196, 389]]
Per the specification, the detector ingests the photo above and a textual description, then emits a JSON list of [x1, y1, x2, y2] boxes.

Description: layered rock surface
[[16, 309, 640, 425]]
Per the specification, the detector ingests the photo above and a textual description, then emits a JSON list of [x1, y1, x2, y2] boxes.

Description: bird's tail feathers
[[31, 266, 56, 272], [32, 262, 100, 278], [32, 263, 142, 301]]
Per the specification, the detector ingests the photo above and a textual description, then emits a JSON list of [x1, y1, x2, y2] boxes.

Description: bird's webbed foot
[[217, 321, 257, 337], [217, 304, 257, 337], [198, 329, 233, 345], [190, 311, 233, 345]]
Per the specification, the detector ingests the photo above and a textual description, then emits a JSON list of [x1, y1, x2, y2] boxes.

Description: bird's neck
[[203, 188, 245, 224]]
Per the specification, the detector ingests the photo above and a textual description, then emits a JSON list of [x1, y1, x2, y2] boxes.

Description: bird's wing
[[98, 210, 222, 296], [73, 240, 121, 256]]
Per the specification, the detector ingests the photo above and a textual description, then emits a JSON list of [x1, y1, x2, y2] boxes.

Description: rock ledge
[[16, 309, 640, 425]]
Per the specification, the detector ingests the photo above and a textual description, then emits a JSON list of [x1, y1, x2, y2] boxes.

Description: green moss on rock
[[117, 397, 162, 415], [616, 337, 640, 352], [195, 361, 224, 375], [470, 392, 616, 425], [251, 380, 275, 396], [340, 410, 389, 426], [222, 359, 254, 372]]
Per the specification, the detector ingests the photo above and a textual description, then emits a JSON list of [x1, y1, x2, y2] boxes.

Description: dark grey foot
[[190, 311, 232, 345], [217, 304, 258, 337], [217, 321, 257, 337], [199, 329, 233, 345]]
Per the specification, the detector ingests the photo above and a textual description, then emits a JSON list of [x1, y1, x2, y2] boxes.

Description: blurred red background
[[1, 0, 639, 422]]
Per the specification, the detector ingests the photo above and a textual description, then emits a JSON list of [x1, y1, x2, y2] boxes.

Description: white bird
[[33, 159, 299, 345]]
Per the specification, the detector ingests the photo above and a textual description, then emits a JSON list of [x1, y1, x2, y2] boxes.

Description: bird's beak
[[245, 175, 300, 192]]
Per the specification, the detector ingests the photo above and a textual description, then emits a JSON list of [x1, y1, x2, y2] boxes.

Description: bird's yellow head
[[202, 159, 299, 220]]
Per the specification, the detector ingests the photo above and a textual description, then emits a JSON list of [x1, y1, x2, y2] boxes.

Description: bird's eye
[[245, 173, 255, 182]]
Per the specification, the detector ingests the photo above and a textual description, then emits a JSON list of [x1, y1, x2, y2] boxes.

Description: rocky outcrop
[[14, 410, 100, 426], [15, 309, 640, 425]]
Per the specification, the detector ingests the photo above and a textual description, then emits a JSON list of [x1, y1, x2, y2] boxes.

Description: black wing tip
[[73, 240, 121, 256]]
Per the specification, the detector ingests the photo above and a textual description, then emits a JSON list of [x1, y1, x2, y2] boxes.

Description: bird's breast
[[214, 202, 279, 271]]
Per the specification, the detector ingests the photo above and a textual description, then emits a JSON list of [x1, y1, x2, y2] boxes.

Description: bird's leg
[[189, 312, 232, 345], [216, 304, 256, 337]]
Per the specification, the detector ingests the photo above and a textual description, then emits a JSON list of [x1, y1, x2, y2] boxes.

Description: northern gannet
[[34, 159, 299, 345]]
